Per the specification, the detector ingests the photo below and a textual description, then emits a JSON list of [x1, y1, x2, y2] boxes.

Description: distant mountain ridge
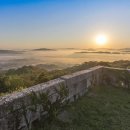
[[0, 50, 24, 54], [33, 48, 56, 51]]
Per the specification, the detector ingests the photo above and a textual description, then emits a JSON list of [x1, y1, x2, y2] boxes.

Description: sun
[[96, 34, 108, 46]]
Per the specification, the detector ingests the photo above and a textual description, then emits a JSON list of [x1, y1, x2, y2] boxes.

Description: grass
[[33, 86, 130, 130]]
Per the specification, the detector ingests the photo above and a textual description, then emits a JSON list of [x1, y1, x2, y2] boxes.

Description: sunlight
[[96, 34, 108, 46]]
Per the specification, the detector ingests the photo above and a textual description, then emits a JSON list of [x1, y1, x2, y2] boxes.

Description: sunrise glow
[[96, 34, 108, 46]]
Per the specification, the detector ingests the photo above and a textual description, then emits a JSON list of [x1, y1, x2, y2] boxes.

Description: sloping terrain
[[36, 86, 130, 130]]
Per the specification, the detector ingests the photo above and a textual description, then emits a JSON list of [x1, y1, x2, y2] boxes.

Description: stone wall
[[0, 66, 103, 130], [102, 67, 130, 88]]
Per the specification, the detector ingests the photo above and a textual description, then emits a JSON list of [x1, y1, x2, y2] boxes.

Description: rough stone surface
[[102, 67, 130, 88], [0, 66, 104, 130]]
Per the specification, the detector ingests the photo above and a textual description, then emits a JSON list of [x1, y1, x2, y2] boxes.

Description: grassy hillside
[[36, 86, 130, 130]]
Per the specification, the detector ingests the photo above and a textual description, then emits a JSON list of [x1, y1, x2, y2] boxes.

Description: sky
[[0, 0, 130, 49]]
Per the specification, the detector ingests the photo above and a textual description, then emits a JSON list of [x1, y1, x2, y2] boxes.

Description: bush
[[0, 75, 26, 92]]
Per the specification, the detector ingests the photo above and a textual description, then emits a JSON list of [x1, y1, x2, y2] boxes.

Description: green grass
[[33, 86, 130, 130]]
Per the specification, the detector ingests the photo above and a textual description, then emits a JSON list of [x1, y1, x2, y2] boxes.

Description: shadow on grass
[[32, 86, 130, 130]]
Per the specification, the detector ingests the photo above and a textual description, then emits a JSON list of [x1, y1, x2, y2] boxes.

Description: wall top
[[61, 66, 103, 79]]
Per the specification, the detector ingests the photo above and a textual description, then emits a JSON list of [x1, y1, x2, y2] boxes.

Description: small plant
[[21, 100, 32, 130], [90, 74, 97, 87], [8, 106, 22, 130], [28, 84, 69, 129]]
